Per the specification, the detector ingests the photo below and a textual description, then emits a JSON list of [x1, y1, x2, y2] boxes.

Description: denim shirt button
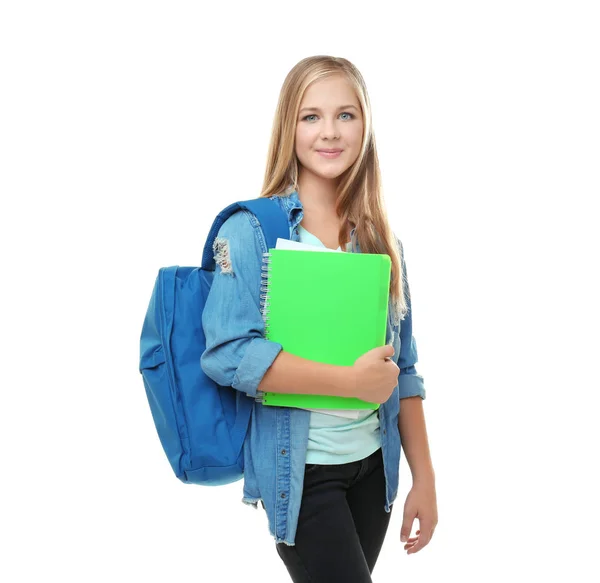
[[281, 449, 286, 455], [280, 493, 286, 499]]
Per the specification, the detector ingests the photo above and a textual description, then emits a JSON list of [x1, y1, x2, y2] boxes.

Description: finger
[[400, 511, 416, 543], [407, 532, 432, 554], [404, 533, 420, 549], [406, 522, 431, 554], [415, 520, 434, 545], [400, 524, 414, 543]]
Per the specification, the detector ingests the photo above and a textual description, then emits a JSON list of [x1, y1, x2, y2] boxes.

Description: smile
[[317, 150, 342, 159]]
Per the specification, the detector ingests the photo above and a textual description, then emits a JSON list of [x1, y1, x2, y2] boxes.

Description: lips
[[316, 149, 343, 159], [317, 149, 343, 153]]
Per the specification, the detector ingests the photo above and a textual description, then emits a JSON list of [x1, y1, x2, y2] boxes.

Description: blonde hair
[[257, 55, 408, 322]]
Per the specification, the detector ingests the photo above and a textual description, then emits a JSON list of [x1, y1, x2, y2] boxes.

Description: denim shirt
[[201, 190, 426, 546]]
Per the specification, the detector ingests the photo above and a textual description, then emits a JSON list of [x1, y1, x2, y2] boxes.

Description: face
[[295, 75, 364, 183]]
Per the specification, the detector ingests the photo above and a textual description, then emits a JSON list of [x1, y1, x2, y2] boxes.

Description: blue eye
[[302, 112, 355, 122]]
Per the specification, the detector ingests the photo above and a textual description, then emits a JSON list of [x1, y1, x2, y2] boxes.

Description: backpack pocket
[[140, 345, 185, 475]]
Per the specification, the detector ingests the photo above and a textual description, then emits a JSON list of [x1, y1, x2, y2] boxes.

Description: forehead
[[300, 75, 359, 107]]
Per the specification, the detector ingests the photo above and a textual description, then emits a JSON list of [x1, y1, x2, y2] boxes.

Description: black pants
[[276, 447, 393, 583]]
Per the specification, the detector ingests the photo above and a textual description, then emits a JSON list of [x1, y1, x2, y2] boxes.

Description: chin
[[309, 168, 347, 179]]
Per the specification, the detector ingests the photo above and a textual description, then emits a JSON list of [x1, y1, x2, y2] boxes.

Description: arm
[[201, 209, 353, 399], [258, 350, 352, 397], [399, 398, 434, 483]]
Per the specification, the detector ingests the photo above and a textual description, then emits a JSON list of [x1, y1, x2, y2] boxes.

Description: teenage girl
[[201, 55, 437, 583]]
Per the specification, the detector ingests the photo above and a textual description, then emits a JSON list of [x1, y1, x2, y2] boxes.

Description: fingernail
[[401, 535, 407, 542]]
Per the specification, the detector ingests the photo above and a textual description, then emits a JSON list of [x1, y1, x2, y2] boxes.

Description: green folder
[[259, 248, 391, 410]]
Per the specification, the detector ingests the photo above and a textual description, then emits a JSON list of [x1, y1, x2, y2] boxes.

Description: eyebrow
[[299, 105, 359, 114]]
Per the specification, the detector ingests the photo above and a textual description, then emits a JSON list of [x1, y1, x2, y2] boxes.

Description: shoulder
[[217, 208, 261, 243], [218, 207, 254, 234]]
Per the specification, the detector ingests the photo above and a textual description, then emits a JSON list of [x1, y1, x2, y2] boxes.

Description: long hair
[[257, 55, 408, 322]]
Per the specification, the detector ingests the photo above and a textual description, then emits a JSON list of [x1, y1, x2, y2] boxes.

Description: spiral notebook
[[257, 244, 391, 411]]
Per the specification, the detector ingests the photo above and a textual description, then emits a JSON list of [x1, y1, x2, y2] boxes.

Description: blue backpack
[[139, 198, 289, 486]]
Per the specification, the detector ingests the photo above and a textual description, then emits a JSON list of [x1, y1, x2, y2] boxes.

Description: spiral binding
[[259, 251, 273, 330], [255, 251, 273, 403]]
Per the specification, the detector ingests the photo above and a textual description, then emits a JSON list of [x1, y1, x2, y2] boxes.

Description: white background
[[2, 1, 599, 581]]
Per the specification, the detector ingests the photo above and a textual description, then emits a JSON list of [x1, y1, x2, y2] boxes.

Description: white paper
[[275, 237, 341, 253], [273, 238, 360, 420]]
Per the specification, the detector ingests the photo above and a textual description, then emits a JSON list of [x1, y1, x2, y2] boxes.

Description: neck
[[296, 170, 340, 215]]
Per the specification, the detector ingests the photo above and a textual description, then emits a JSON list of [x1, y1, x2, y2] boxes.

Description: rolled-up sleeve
[[200, 209, 283, 398], [396, 239, 426, 400]]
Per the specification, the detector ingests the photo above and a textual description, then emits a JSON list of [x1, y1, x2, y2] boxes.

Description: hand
[[349, 345, 399, 403], [400, 480, 438, 555]]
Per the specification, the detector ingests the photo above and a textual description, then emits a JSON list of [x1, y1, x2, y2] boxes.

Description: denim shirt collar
[[280, 189, 303, 230]]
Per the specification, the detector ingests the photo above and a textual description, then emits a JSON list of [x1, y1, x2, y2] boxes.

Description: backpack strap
[[201, 198, 290, 270]]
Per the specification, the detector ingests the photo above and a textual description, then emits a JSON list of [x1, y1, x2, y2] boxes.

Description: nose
[[320, 117, 340, 140]]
